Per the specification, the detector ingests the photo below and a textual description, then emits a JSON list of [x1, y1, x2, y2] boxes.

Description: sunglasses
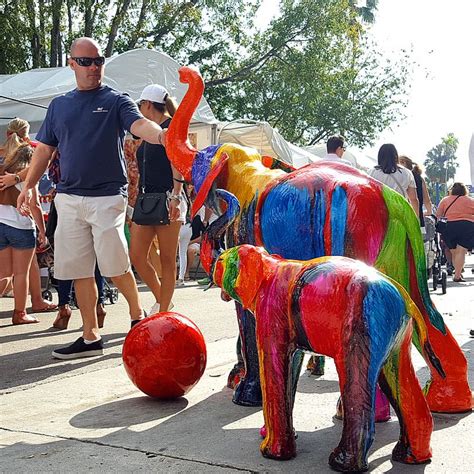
[[71, 56, 105, 67]]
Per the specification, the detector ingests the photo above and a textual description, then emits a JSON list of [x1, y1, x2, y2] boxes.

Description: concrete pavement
[[1, 258, 473, 473]]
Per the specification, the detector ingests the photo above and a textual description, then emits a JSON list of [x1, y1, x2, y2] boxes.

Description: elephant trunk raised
[[165, 66, 203, 182]]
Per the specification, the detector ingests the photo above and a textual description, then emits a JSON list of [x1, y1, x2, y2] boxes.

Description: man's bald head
[[68, 37, 104, 91], [70, 37, 102, 57]]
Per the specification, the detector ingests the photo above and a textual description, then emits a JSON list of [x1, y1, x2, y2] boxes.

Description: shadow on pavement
[[0, 333, 125, 392]]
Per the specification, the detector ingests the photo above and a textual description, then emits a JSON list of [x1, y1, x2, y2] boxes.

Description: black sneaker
[[131, 318, 145, 329], [52, 337, 103, 360]]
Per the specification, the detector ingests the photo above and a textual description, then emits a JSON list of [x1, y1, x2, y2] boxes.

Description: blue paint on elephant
[[312, 189, 326, 258], [192, 145, 222, 192], [330, 187, 347, 256], [260, 184, 318, 260], [363, 279, 407, 388]]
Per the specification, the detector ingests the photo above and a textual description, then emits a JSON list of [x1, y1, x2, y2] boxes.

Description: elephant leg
[[258, 335, 296, 459], [378, 326, 432, 465], [334, 384, 390, 423], [227, 336, 245, 389], [421, 324, 472, 413], [329, 354, 377, 473], [232, 303, 262, 406]]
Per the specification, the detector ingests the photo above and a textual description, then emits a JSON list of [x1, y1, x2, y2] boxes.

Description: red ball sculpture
[[122, 312, 207, 399]]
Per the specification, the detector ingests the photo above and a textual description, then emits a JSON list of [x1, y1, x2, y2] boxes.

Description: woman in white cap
[[129, 85, 186, 314]]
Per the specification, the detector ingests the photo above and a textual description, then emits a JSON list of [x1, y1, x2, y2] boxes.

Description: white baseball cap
[[137, 84, 168, 104]]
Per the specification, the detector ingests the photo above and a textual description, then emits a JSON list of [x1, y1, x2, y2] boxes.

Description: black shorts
[[442, 220, 474, 250]]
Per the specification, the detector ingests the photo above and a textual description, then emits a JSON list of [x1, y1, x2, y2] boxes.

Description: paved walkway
[[1, 257, 472, 472]]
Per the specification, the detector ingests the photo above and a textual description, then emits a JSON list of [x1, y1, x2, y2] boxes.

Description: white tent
[[1, 48, 370, 170], [0, 49, 217, 140], [217, 121, 318, 168]]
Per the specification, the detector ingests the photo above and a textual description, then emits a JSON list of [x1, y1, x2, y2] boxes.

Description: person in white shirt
[[368, 143, 420, 218], [321, 135, 354, 167]]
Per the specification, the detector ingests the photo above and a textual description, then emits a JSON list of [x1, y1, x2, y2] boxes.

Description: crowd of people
[[1, 36, 473, 360]]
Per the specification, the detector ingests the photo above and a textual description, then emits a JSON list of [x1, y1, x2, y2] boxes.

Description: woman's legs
[[129, 223, 161, 303], [178, 224, 192, 281], [452, 245, 467, 280], [3, 246, 39, 324], [156, 222, 181, 312], [186, 243, 200, 279], [148, 238, 162, 279], [29, 256, 57, 310]]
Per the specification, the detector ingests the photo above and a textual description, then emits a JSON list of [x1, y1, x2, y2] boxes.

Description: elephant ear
[[192, 152, 230, 217], [235, 245, 265, 310]]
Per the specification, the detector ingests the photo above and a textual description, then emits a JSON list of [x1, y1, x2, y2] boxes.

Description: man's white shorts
[[54, 193, 130, 280]]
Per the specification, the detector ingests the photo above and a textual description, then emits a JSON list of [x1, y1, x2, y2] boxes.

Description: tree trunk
[[38, 0, 47, 66], [105, 0, 133, 57], [84, 0, 96, 37], [50, 0, 63, 67], [25, 0, 41, 68], [126, 0, 150, 50]]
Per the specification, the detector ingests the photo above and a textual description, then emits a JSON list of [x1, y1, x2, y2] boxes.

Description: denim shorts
[[0, 222, 36, 250]]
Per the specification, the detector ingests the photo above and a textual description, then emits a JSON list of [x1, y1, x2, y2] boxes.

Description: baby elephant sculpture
[[212, 245, 437, 471], [201, 195, 438, 471]]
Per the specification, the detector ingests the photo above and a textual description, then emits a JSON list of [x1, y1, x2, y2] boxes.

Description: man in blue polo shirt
[[18, 37, 167, 359]]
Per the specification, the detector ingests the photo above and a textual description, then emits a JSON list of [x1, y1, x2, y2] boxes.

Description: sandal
[[52, 305, 72, 330], [12, 309, 39, 325], [32, 302, 58, 313], [453, 276, 465, 282]]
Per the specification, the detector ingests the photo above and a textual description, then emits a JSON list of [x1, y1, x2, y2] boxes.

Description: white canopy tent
[[217, 121, 318, 168], [1, 48, 373, 170], [0, 49, 217, 139]]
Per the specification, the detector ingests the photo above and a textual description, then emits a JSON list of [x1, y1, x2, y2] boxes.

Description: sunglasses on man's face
[[71, 56, 105, 67]]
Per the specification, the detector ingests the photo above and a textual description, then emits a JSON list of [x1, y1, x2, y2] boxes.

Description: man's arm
[[130, 118, 166, 145], [17, 142, 55, 213]]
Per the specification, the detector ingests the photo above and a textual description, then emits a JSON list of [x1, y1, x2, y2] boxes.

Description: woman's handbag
[[132, 192, 169, 225], [131, 148, 170, 226], [435, 195, 461, 234]]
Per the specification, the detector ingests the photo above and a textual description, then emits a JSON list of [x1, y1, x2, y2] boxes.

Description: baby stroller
[[37, 250, 119, 306], [424, 215, 447, 294]]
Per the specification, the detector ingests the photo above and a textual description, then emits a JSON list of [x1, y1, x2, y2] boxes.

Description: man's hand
[[17, 188, 33, 216]]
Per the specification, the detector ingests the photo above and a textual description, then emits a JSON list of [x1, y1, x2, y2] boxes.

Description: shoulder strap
[[140, 143, 147, 193], [441, 195, 461, 217], [389, 172, 406, 197]]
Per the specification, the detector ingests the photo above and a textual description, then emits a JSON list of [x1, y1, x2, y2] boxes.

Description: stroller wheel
[[42, 290, 53, 301], [109, 288, 119, 304], [441, 272, 447, 294]]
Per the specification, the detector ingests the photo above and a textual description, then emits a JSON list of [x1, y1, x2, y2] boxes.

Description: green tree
[[424, 133, 459, 201], [0, 0, 410, 151], [204, 0, 409, 147]]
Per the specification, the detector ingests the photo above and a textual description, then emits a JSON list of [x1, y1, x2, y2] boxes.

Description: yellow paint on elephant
[[217, 144, 285, 209]]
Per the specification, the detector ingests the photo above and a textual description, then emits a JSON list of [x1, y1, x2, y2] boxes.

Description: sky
[[256, 0, 474, 183]]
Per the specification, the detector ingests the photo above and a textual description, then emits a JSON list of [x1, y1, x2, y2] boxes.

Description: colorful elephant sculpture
[[202, 199, 437, 471], [165, 66, 472, 413]]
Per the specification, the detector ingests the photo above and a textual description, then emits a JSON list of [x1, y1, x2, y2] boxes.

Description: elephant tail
[[390, 278, 446, 379], [165, 66, 203, 182], [201, 189, 241, 274]]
